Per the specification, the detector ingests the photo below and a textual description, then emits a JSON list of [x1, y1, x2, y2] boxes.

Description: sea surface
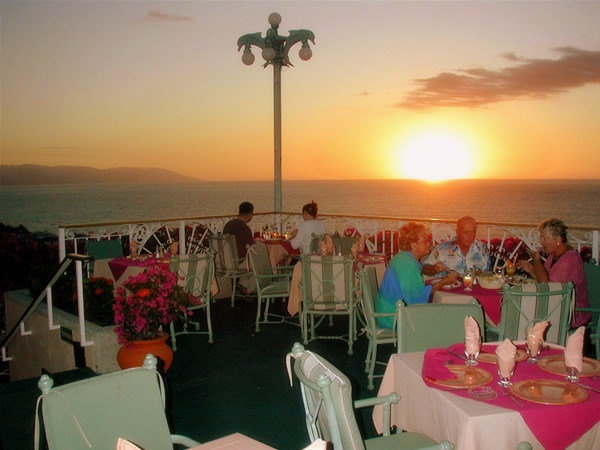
[[1, 179, 599, 234]]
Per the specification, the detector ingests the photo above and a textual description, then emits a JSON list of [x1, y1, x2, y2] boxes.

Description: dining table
[[188, 432, 276, 449], [372, 342, 600, 450], [286, 252, 387, 316], [433, 282, 503, 326], [256, 238, 300, 267]]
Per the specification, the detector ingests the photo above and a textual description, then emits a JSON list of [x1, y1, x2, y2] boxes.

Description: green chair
[[169, 252, 215, 349], [301, 254, 356, 355], [86, 238, 124, 278], [358, 267, 396, 390], [575, 262, 600, 356], [497, 281, 573, 346], [208, 233, 253, 307], [34, 354, 199, 450], [332, 234, 359, 255], [286, 342, 454, 450], [247, 242, 295, 332], [396, 301, 485, 353]]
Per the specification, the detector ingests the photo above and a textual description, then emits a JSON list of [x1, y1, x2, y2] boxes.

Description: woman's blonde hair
[[397, 222, 428, 251]]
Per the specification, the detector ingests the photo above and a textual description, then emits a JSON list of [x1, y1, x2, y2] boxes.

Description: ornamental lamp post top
[[237, 12, 315, 68]]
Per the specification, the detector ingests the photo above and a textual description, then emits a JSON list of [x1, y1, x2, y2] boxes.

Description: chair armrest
[[171, 434, 201, 448], [354, 392, 400, 437]]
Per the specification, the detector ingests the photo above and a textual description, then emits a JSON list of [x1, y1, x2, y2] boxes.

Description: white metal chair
[[358, 267, 396, 390], [169, 252, 215, 348], [286, 342, 455, 450], [496, 281, 574, 346], [34, 354, 199, 450], [300, 254, 356, 355], [208, 233, 253, 307], [247, 242, 295, 332], [575, 262, 600, 357], [396, 301, 485, 353]]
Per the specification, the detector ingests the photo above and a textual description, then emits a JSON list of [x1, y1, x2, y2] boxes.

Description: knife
[[576, 382, 600, 395], [446, 348, 467, 361]]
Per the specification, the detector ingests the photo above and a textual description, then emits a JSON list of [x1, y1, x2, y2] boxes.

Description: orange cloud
[[138, 10, 193, 23], [398, 47, 600, 109]]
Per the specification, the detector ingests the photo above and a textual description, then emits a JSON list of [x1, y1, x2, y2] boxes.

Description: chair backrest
[[301, 254, 354, 312], [169, 252, 214, 301], [86, 239, 124, 259], [396, 302, 485, 353], [208, 233, 240, 274], [288, 343, 365, 450], [36, 355, 174, 450], [248, 242, 272, 276], [332, 235, 359, 255], [358, 267, 383, 335], [498, 281, 574, 345], [583, 262, 600, 322]]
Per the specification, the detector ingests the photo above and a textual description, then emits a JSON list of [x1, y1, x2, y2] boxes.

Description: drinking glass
[[505, 260, 516, 281], [565, 366, 580, 383], [494, 266, 504, 278], [464, 335, 480, 366], [462, 270, 474, 292], [497, 367, 514, 388], [526, 332, 543, 363]]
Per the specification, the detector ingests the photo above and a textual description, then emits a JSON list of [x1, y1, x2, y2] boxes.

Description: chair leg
[[170, 321, 178, 352], [255, 296, 263, 332], [367, 342, 377, 390]]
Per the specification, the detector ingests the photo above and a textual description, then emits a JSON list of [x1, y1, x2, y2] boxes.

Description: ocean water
[[1, 179, 599, 234]]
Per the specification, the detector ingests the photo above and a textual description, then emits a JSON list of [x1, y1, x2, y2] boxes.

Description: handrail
[[1, 253, 94, 362]]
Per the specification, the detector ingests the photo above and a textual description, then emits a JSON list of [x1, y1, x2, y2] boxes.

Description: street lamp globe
[[268, 12, 282, 27], [299, 44, 312, 61], [241, 49, 255, 65], [262, 47, 277, 62]]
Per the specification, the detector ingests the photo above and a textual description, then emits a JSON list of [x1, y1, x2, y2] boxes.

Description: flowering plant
[[113, 265, 201, 345], [84, 276, 115, 326]]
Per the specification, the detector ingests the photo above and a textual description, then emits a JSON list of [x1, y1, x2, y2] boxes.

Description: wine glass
[[462, 270, 474, 292], [526, 331, 543, 363], [494, 265, 504, 279], [565, 366, 580, 383], [505, 260, 516, 281]]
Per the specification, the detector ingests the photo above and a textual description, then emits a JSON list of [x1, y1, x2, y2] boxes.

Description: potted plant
[[113, 265, 201, 371]]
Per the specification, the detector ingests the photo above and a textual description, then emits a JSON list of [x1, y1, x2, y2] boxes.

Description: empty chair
[[575, 262, 600, 357], [208, 233, 253, 307], [86, 238, 123, 279], [34, 354, 199, 450], [247, 242, 294, 332], [358, 266, 396, 390], [169, 252, 215, 349], [301, 254, 356, 354], [287, 342, 454, 450], [396, 301, 485, 353], [497, 281, 574, 345]]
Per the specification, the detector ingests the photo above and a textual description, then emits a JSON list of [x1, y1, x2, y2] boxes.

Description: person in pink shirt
[[518, 218, 590, 327]]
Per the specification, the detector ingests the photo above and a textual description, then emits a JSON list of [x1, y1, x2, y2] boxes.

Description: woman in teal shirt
[[376, 222, 458, 329]]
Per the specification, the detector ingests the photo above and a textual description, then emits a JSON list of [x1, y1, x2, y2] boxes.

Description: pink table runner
[[108, 256, 170, 281], [438, 284, 502, 325], [422, 343, 600, 450]]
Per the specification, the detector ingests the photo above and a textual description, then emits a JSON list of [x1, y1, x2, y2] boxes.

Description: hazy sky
[[2, 0, 599, 181]]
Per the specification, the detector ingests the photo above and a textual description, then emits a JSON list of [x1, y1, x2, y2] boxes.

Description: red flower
[[94, 287, 103, 296]]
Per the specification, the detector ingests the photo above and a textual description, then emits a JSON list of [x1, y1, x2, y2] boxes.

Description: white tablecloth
[[372, 352, 600, 450], [189, 433, 275, 449]]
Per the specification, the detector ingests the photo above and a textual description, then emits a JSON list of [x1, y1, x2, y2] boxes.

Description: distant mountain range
[[0, 164, 199, 185]]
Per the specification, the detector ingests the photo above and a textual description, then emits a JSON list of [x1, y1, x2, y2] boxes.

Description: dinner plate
[[477, 348, 528, 364], [510, 379, 588, 405], [537, 355, 600, 377], [441, 281, 462, 289], [426, 365, 492, 389]]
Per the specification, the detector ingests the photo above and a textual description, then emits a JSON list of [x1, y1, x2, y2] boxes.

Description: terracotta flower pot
[[116, 331, 174, 371]]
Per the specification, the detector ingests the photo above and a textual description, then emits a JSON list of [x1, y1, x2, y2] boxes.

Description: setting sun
[[395, 130, 475, 182]]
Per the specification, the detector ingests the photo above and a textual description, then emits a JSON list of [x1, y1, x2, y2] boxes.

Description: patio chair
[[575, 262, 600, 357], [169, 252, 215, 349], [396, 301, 485, 353], [332, 234, 359, 255], [208, 233, 253, 307], [497, 281, 574, 346], [34, 354, 199, 450], [86, 238, 123, 279], [301, 254, 356, 355], [247, 242, 295, 332], [358, 266, 396, 390], [286, 342, 455, 450]]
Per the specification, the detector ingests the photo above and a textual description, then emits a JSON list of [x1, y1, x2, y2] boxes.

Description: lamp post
[[237, 12, 315, 216]]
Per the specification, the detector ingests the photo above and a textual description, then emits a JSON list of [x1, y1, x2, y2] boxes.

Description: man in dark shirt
[[223, 201, 254, 259]]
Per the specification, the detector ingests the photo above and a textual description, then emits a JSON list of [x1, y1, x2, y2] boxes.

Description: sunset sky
[[2, 1, 599, 182]]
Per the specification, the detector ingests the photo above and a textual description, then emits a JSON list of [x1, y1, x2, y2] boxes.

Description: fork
[[502, 388, 523, 407]]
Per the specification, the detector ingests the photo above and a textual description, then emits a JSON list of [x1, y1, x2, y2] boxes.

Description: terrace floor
[[0, 295, 392, 449]]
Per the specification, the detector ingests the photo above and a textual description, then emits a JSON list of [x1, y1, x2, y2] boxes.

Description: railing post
[[593, 230, 599, 265], [46, 286, 60, 331], [75, 260, 94, 347], [59, 227, 66, 261], [178, 220, 186, 255]]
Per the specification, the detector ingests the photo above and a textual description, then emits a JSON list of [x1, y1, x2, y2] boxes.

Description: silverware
[[575, 382, 600, 395], [502, 388, 523, 407], [446, 348, 467, 361]]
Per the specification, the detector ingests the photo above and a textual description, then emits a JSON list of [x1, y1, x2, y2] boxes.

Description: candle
[[493, 231, 507, 272]]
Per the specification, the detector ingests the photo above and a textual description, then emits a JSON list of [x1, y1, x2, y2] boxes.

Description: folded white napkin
[[564, 326, 585, 372], [526, 320, 548, 355], [496, 339, 517, 378], [303, 439, 328, 450], [464, 316, 481, 355]]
